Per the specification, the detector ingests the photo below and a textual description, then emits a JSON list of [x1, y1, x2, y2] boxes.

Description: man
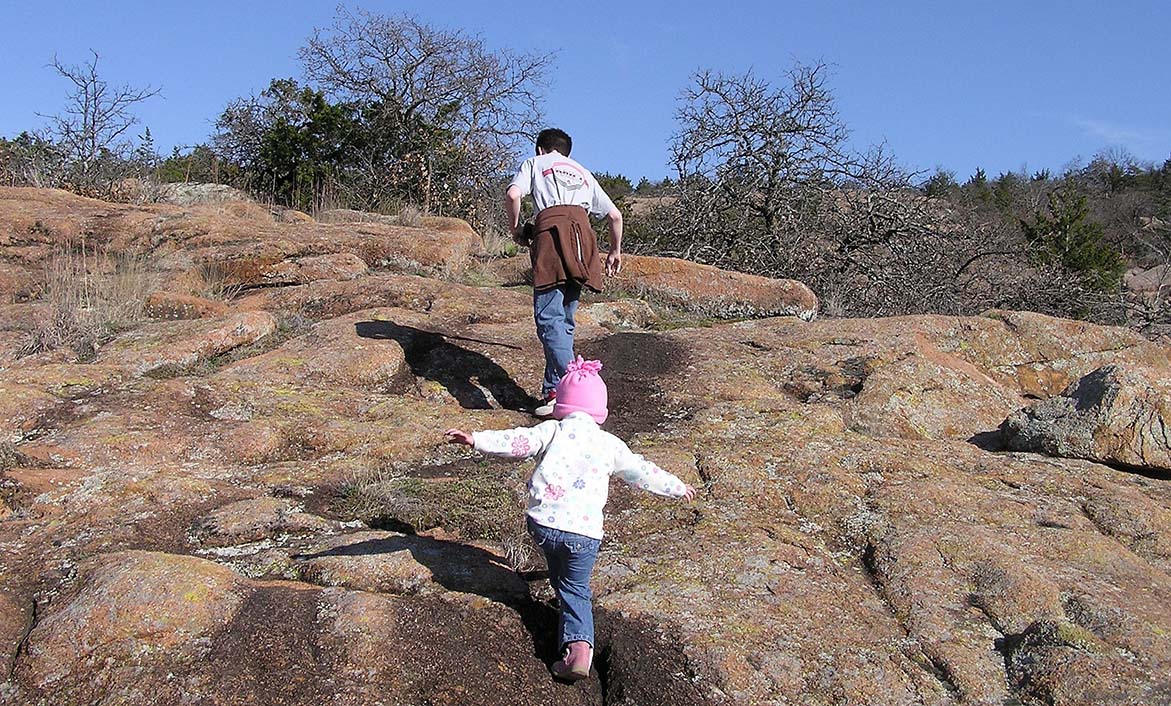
[[505, 128, 623, 416]]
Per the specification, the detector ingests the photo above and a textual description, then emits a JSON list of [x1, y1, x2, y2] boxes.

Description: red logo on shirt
[[541, 161, 587, 192]]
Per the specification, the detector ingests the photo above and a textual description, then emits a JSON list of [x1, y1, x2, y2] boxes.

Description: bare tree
[[652, 62, 963, 315], [671, 64, 852, 236], [1126, 217, 1171, 338], [297, 8, 553, 213], [43, 51, 160, 195]]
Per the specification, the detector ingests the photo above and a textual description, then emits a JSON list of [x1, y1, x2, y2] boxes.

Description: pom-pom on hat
[[553, 357, 608, 424]]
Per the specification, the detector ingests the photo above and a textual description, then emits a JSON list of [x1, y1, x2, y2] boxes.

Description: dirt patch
[[781, 355, 873, 403], [199, 585, 329, 705], [128, 492, 251, 555], [580, 333, 691, 437], [595, 610, 713, 706]]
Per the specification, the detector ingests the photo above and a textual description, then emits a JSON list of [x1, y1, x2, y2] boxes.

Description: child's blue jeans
[[533, 282, 581, 397], [527, 517, 601, 649]]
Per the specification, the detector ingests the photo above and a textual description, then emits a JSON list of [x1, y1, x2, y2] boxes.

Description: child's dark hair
[[536, 128, 572, 156]]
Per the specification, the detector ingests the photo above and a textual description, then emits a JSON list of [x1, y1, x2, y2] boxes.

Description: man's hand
[[605, 250, 622, 276], [444, 429, 474, 446], [681, 484, 697, 502], [512, 222, 531, 246]]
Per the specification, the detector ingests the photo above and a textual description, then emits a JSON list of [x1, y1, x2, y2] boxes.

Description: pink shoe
[[551, 640, 592, 681]]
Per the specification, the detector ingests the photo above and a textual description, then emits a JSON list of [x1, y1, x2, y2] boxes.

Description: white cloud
[[1071, 117, 1170, 147]]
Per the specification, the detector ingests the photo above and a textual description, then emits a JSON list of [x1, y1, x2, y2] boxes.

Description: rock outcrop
[[1002, 363, 1171, 471], [1, 186, 1170, 706], [493, 252, 819, 320]]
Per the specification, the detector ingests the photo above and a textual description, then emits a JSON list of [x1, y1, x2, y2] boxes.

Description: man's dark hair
[[536, 128, 572, 156]]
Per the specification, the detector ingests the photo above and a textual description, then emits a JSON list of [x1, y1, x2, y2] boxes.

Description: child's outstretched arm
[[444, 429, 474, 446], [444, 422, 558, 460], [612, 442, 696, 501]]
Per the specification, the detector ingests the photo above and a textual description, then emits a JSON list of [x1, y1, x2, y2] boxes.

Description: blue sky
[[3, 1, 1169, 183]]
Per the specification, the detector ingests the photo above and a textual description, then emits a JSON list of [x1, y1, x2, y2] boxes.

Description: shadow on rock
[[967, 429, 1006, 451], [355, 320, 535, 411], [297, 533, 562, 664]]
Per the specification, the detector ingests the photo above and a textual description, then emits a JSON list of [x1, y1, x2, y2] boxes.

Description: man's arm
[[505, 185, 524, 241], [605, 206, 623, 276]]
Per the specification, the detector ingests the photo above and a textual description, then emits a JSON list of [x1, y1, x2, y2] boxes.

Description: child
[[444, 357, 696, 681], [505, 128, 624, 417]]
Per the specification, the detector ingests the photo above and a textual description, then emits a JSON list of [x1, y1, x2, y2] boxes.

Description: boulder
[[95, 310, 277, 376], [18, 551, 247, 695], [154, 182, 253, 207], [1002, 363, 1171, 471], [0, 590, 30, 678], [295, 530, 529, 603], [1124, 264, 1169, 295], [613, 253, 819, 320], [490, 252, 820, 320], [278, 252, 368, 283], [317, 208, 478, 239], [13, 549, 597, 706], [215, 311, 413, 392], [6, 187, 1171, 706], [847, 342, 1022, 440], [0, 381, 62, 443], [0, 261, 39, 303], [578, 299, 656, 330], [969, 310, 1165, 397], [190, 497, 337, 548], [1006, 619, 1168, 705]]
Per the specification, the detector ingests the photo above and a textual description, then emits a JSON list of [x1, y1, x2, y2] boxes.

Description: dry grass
[[479, 221, 521, 259], [194, 261, 244, 301], [438, 238, 472, 282], [334, 460, 541, 573], [334, 460, 523, 544], [22, 239, 159, 358], [452, 221, 519, 288], [394, 203, 425, 228]]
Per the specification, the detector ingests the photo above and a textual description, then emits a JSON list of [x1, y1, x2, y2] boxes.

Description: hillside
[[0, 187, 1169, 706]]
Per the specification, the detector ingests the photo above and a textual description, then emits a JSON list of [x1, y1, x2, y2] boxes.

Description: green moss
[[182, 583, 214, 603], [1054, 620, 1100, 652]]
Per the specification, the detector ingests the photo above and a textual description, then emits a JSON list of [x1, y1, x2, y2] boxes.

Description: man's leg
[[534, 283, 579, 397], [563, 280, 581, 361]]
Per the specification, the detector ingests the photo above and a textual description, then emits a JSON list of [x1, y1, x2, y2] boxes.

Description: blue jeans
[[533, 282, 581, 396], [528, 517, 601, 649]]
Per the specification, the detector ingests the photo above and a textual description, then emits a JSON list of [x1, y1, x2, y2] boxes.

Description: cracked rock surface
[[1, 187, 1170, 706]]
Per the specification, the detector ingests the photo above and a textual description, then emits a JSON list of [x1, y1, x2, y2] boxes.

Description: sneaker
[[551, 641, 592, 681], [533, 391, 556, 417]]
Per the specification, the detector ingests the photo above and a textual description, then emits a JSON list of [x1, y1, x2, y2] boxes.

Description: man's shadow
[[355, 320, 536, 411], [295, 534, 560, 665]]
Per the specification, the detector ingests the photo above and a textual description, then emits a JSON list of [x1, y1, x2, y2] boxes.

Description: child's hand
[[681, 484, 697, 502], [444, 429, 474, 446]]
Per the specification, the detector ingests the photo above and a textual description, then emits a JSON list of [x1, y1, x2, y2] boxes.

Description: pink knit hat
[[553, 357, 608, 424]]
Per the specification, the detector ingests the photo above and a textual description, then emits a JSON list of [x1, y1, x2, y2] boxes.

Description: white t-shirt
[[509, 151, 617, 218]]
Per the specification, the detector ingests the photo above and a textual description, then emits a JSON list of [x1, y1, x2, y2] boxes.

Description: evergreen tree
[[1021, 188, 1124, 292]]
